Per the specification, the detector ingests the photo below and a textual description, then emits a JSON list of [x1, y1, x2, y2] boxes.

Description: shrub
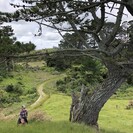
[[5, 84, 14, 92], [5, 84, 23, 95], [126, 100, 133, 110], [27, 87, 37, 94], [29, 110, 51, 122], [14, 84, 23, 95]]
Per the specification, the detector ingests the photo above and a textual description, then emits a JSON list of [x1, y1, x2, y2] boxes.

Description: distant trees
[[0, 26, 16, 55], [45, 53, 71, 70], [14, 41, 36, 54], [0, 25, 36, 72], [56, 57, 107, 93], [59, 32, 88, 49]]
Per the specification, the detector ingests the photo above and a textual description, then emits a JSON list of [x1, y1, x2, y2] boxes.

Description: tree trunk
[[69, 64, 127, 128]]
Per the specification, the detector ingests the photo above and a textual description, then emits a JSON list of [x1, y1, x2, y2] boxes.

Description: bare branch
[[104, 4, 124, 46]]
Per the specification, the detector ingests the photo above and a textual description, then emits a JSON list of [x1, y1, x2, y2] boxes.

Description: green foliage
[[5, 83, 23, 95], [0, 26, 16, 54], [0, 89, 8, 107], [26, 87, 36, 94], [45, 53, 71, 71], [125, 100, 133, 110], [5, 84, 14, 92], [113, 85, 133, 99], [0, 25, 36, 73], [56, 57, 107, 94], [59, 32, 88, 49], [0, 61, 62, 107], [127, 74, 133, 85]]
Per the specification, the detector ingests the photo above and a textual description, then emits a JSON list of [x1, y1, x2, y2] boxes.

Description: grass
[[39, 93, 133, 133], [99, 99, 133, 133], [0, 69, 60, 115], [1, 98, 132, 133], [40, 94, 71, 121], [0, 61, 133, 133], [0, 70, 54, 91], [1, 78, 132, 133], [0, 121, 96, 133]]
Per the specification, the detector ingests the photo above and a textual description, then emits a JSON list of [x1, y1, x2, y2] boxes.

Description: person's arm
[[19, 111, 22, 118]]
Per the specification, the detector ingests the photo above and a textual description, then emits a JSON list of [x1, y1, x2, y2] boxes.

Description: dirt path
[[29, 75, 63, 109], [30, 81, 48, 109], [0, 74, 65, 119]]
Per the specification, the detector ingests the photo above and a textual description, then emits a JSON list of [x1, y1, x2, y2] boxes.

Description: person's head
[[22, 105, 26, 109]]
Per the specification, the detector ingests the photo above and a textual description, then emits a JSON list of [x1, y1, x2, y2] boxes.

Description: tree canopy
[[1, 1, 132, 65]]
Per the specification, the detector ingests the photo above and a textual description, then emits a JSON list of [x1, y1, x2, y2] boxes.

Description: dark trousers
[[17, 117, 28, 124]]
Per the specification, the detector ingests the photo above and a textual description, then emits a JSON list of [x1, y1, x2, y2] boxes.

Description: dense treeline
[[0, 25, 36, 74]]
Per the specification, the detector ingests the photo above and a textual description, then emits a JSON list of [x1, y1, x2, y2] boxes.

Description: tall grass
[[0, 121, 96, 133], [40, 93, 133, 133]]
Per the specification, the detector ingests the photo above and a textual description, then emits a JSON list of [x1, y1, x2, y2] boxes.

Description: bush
[[126, 100, 133, 110], [5, 83, 23, 95], [29, 110, 51, 122], [27, 87, 37, 94], [5, 84, 14, 92]]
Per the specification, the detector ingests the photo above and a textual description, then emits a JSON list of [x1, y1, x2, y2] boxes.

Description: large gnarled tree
[[1, 0, 133, 128]]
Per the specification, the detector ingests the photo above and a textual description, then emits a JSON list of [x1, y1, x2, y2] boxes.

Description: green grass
[[40, 94, 71, 121], [0, 70, 55, 90], [99, 100, 133, 133], [0, 121, 96, 133], [28, 61, 46, 67], [0, 61, 133, 133], [0, 69, 60, 115], [39, 93, 133, 133], [1, 98, 132, 133]]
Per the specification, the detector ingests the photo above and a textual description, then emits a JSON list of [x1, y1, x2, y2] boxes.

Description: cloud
[[0, 0, 62, 49], [0, 0, 17, 12], [12, 22, 62, 49]]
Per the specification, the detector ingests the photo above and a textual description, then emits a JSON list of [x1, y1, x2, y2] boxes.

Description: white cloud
[[0, 0, 62, 49], [0, 0, 17, 12]]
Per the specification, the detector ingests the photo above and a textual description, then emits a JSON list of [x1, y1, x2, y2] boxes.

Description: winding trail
[[29, 75, 65, 110], [0, 74, 65, 119], [30, 80, 49, 109]]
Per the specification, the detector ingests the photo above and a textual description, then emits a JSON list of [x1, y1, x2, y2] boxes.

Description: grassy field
[[0, 96, 132, 133], [0, 61, 133, 133], [39, 93, 133, 133], [99, 100, 133, 133], [0, 121, 97, 133]]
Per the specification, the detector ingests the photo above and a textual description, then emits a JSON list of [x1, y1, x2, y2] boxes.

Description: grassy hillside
[[0, 61, 133, 133], [0, 61, 60, 114], [39, 93, 133, 133], [0, 95, 132, 133]]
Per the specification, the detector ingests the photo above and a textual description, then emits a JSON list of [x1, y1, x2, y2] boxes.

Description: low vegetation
[[0, 61, 133, 133]]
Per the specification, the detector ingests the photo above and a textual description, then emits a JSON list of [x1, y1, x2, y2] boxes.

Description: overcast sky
[[0, 0, 132, 50], [0, 0, 62, 50]]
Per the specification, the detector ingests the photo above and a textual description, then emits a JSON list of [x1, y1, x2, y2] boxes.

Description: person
[[17, 105, 28, 125]]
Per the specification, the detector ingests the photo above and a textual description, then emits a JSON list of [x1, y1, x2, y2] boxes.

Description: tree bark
[[69, 64, 127, 128]]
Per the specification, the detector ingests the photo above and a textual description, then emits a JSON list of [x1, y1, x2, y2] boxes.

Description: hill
[[0, 60, 133, 133]]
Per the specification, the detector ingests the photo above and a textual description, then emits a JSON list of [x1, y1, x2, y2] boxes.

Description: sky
[[0, 0, 62, 50], [0, 0, 132, 50]]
